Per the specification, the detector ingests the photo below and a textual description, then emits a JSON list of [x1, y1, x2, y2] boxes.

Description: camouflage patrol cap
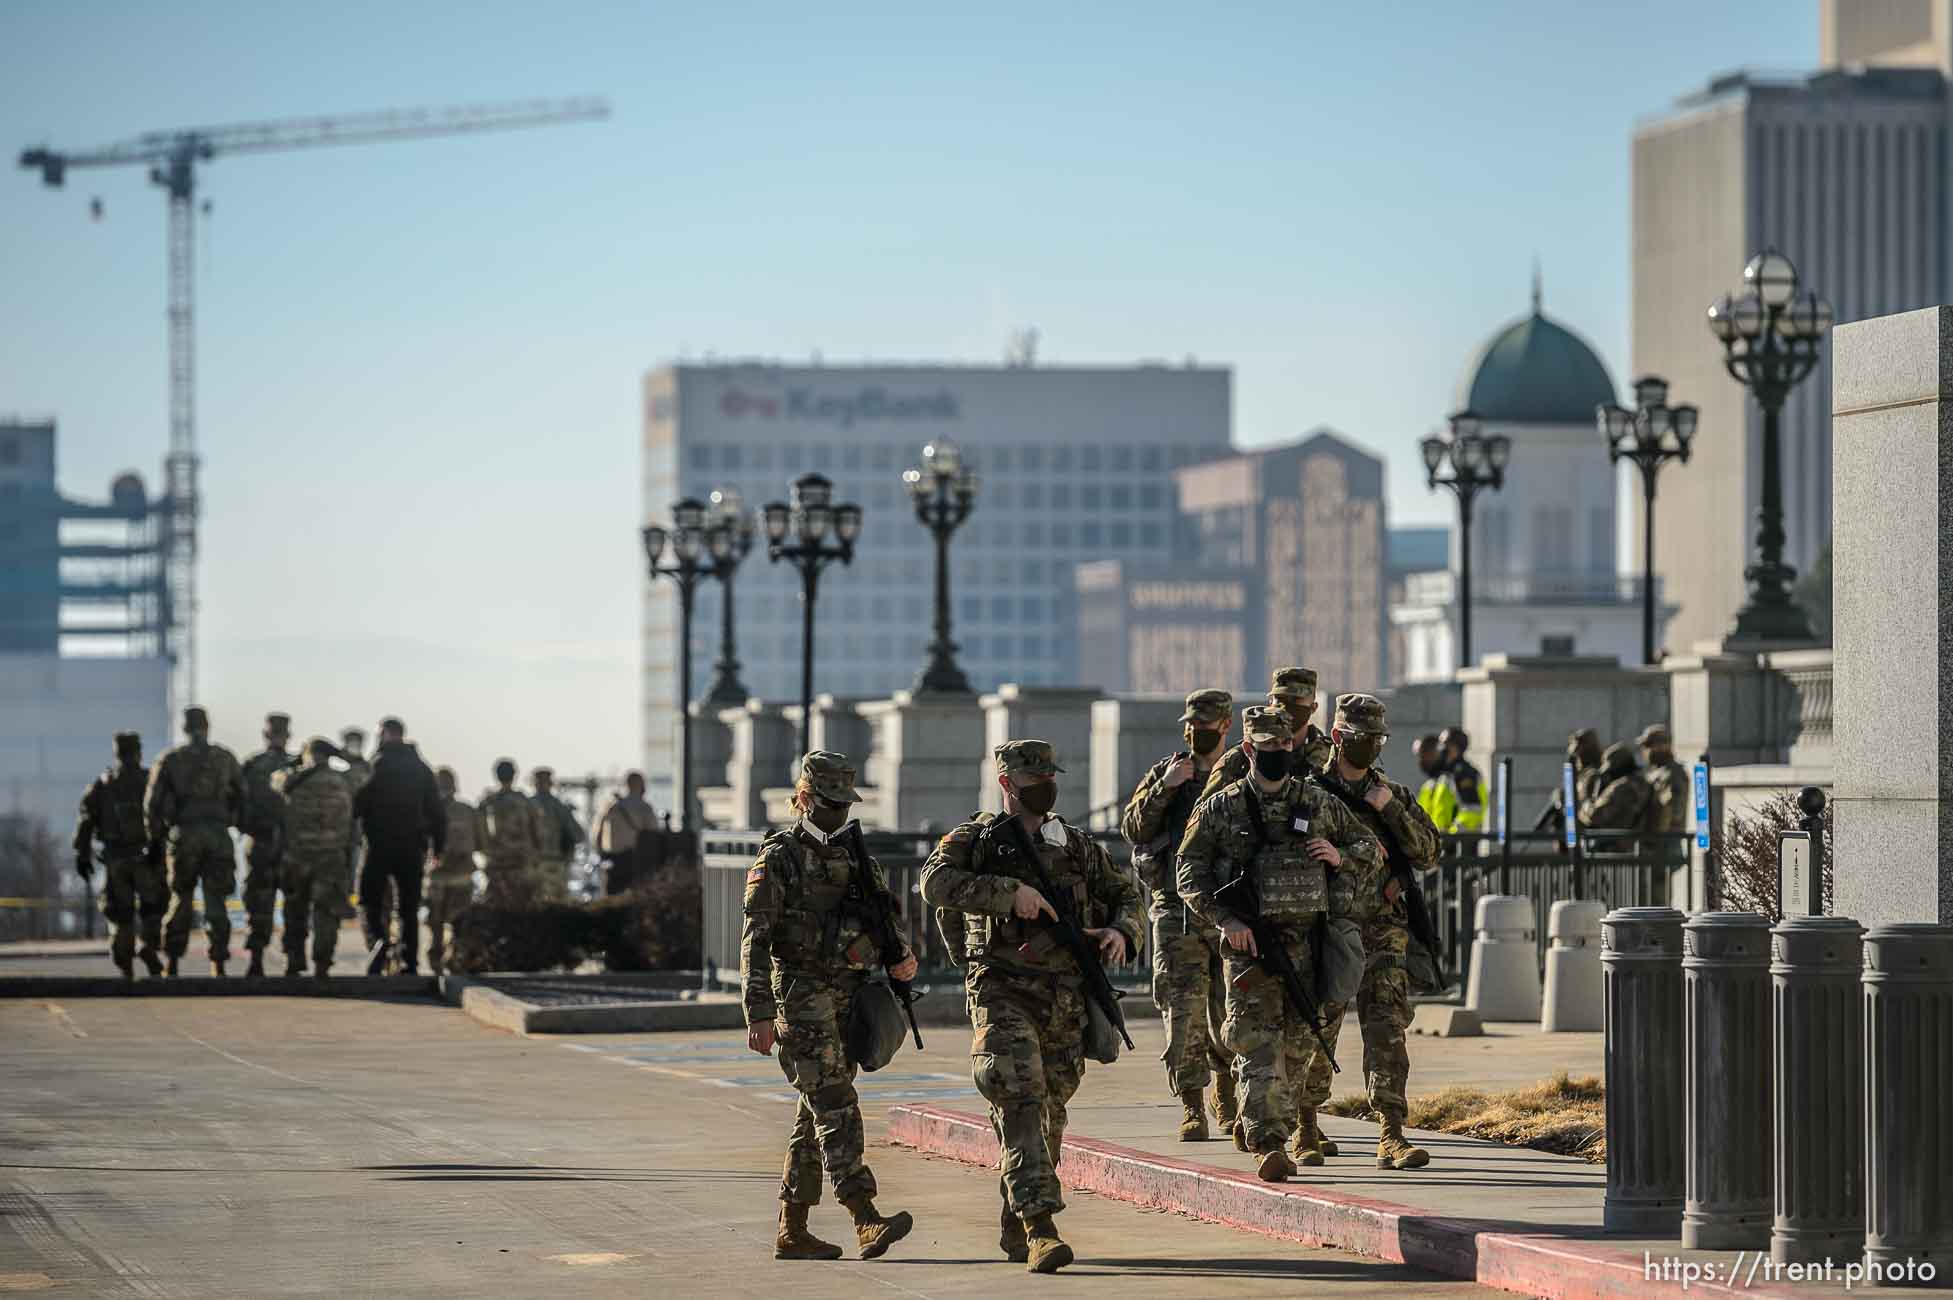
[[995, 739, 1064, 778], [1268, 667, 1319, 700], [304, 736, 335, 760], [532, 766, 554, 781], [1241, 705, 1294, 744], [1602, 741, 1638, 772], [264, 712, 291, 733], [1333, 693, 1389, 736], [1180, 688, 1233, 725], [798, 750, 861, 804], [183, 707, 209, 730], [1636, 723, 1671, 748], [340, 727, 366, 745]]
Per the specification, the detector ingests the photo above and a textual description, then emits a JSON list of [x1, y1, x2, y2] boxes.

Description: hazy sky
[[2, 1, 1814, 786]]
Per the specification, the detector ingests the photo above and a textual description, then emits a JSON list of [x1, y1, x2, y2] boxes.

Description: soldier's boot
[[210, 958, 226, 978], [1287, 1121, 1325, 1168], [313, 969, 332, 993], [164, 955, 180, 978], [999, 1201, 1029, 1263], [1211, 1072, 1239, 1131], [1177, 1089, 1209, 1142], [773, 1202, 844, 1261], [1376, 1114, 1431, 1170], [841, 1194, 912, 1260], [1023, 1213, 1073, 1274], [1256, 1145, 1298, 1183], [245, 952, 265, 979], [1295, 1106, 1338, 1159], [285, 951, 307, 979], [139, 949, 163, 978], [114, 957, 134, 982], [1231, 1118, 1249, 1153]]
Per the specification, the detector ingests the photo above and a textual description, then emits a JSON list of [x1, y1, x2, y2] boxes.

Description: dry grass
[[1321, 1071, 1607, 1164]]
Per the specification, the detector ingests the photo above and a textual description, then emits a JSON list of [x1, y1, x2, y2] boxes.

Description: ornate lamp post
[[1599, 376, 1698, 665], [763, 473, 862, 760], [904, 439, 980, 694], [700, 486, 757, 707], [642, 497, 727, 833], [1708, 249, 1833, 642], [1421, 409, 1510, 673]]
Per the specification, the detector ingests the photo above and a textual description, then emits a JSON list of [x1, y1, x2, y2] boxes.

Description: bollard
[[1465, 894, 1541, 1022], [1770, 915, 1864, 1268], [1682, 911, 1773, 1250], [1542, 899, 1605, 1032], [1862, 923, 1953, 1281], [1602, 906, 1686, 1234]]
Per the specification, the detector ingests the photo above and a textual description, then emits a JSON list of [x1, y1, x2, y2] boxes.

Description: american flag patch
[[746, 865, 766, 884]]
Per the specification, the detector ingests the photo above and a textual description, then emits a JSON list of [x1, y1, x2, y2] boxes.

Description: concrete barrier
[[1541, 899, 1604, 1032], [1464, 894, 1541, 1022]]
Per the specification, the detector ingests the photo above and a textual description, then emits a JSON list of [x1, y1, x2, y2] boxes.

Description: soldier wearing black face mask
[[1121, 688, 1238, 1142]]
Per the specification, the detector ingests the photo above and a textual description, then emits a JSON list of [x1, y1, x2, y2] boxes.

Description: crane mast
[[19, 97, 609, 710]]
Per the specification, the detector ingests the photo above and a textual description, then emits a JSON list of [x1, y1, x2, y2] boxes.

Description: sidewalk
[[888, 1100, 1950, 1299]]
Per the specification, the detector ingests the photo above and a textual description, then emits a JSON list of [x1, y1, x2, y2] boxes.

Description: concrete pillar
[[1861, 923, 1953, 1278], [1089, 697, 1183, 830], [1769, 915, 1865, 1268], [806, 694, 874, 763], [978, 684, 1103, 825], [1681, 911, 1773, 1250], [1830, 306, 1953, 927], [857, 690, 986, 834], [1541, 899, 1605, 1032], [1602, 906, 1686, 1234], [713, 701, 796, 830], [1464, 895, 1541, 1022]]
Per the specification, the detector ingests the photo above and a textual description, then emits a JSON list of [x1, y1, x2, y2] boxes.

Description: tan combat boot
[[1024, 1213, 1073, 1274], [1287, 1122, 1325, 1167], [841, 1193, 912, 1260], [1211, 1072, 1239, 1130], [774, 1202, 844, 1261], [1376, 1114, 1431, 1170], [1256, 1146, 1298, 1183], [1000, 1202, 1028, 1264], [1298, 1105, 1339, 1158], [1231, 1118, 1249, 1153], [1177, 1088, 1209, 1142]]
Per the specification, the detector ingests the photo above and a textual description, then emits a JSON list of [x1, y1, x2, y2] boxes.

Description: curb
[[0, 973, 438, 999], [440, 975, 747, 1035], [885, 1104, 1806, 1300]]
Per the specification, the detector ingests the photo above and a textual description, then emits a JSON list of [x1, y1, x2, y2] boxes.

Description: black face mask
[[1252, 748, 1290, 782], [1015, 781, 1058, 816], [1187, 728, 1222, 756], [807, 800, 850, 833], [1340, 736, 1386, 770]]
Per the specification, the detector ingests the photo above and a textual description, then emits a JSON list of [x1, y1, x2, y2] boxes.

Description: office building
[[1632, 0, 1953, 648], [639, 363, 1231, 803]]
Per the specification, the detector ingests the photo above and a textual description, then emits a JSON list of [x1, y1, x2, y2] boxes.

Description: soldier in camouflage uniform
[[1637, 724, 1690, 835], [529, 767, 586, 902], [1199, 667, 1333, 802], [1580, 742, 1656, 833], [922, 740, 1145, 1273], [1176, 707, 1382, 1183], [239, 712, 297, 978], [479, 759, 546, 906], [743, 751, 916, 1262], [146, 707, 245, 977], [337, 727, 373, 928], [1121, 687, 1237, 1141], [1297, 694, 1441, 1170], [74, 731, 164, 979], [272, 738, 358, 983], [426, 767, 482, 973]]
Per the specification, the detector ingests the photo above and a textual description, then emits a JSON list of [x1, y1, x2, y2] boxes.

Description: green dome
[[1456, 302, 1616, 425]]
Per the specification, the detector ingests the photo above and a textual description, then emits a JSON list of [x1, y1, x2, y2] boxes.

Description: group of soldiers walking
[[736, 666, 1454, 1273], [72, 707, 651, 982]]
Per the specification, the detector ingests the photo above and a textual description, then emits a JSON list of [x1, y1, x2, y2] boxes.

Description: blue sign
[[1561, 762, 1577, 848], [1693, 763, 1711, 849], [1495, 762, 1508, 844]]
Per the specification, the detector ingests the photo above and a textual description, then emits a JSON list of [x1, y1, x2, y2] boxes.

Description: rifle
[[1000, 815, 1136, 1052], [1310, 773, 1439, 958], [1212, 786, 1339, 1071], [1533, 795, 1566, 834], [843, 824, 923, 1051]]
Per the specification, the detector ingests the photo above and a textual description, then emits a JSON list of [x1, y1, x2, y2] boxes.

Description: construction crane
[[18, 96, 610, 709]]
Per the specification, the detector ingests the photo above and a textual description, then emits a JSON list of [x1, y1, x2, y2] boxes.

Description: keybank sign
[[718, 386, 960, 427]]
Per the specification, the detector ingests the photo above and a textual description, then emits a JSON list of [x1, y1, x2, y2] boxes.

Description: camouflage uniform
[[334, 733, 372, 923], [1121, 688, 1233, 1104], [1176, 708, 1382, 1158], [742, 752, 910, 1210], [239, 715, 295, 958], [272, 745, 357, 969], [921, 741, 1144, 1224], [479, 780, 546, 906], [75, 741, 163, 971], [146, 710, 245, 963], [1638, 725, 1691, 835], [1580, 743, 1657, 832], [529, 770, 585, 902], [1198, 667, 1332, 803], [1302, 696, 1442, 1126], [427, 794, 482, 971]]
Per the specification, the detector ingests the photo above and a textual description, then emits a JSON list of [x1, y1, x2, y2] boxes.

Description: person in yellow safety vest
[[1434, 728, 1486, 834], [1412, 734, 1447, 827]]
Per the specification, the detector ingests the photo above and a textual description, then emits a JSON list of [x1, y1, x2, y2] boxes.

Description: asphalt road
[[0, 993, 1511, 1298]]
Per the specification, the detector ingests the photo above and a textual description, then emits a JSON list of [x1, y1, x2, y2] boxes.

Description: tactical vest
[[959, 815, 1096, 975], [283, 768, 352, 854], [761, 829, 876, 972], [170, 744, 231, 825], [1243, 786, 1328, 922], [95, 767, 149, 854], [1132, 757, 1201, 894], [482, 792, 534, 856]]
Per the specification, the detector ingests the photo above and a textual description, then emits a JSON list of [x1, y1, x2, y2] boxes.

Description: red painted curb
[[886, 1103, 1811, 1300]]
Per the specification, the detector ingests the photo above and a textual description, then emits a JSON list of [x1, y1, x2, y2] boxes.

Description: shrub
[[446, 867, 704, 974]]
